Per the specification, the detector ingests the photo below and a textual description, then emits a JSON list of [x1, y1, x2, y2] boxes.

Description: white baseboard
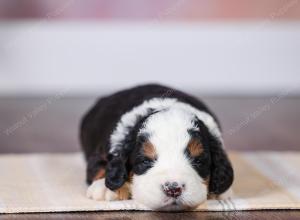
[[0, 21, 299, 96]]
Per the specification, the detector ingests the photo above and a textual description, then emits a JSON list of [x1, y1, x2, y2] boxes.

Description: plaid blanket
[[0, 152, 299, 213]]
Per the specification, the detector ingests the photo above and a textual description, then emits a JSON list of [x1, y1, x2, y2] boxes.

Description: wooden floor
[[0, 96, 300, 219]]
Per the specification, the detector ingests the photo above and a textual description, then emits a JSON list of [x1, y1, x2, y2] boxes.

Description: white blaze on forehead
[[109, 98, 222, 154], [109, 98, 177, 154], [141, 108, 193, 155]]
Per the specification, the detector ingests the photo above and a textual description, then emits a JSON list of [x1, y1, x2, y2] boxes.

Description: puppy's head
[[106, 108, 233, 210]]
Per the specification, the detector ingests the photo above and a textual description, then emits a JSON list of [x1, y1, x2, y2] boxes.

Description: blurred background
[[0, 0, 299, 153]]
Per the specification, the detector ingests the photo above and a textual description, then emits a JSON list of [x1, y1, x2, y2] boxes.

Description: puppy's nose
[[162, 181, 183, 198]]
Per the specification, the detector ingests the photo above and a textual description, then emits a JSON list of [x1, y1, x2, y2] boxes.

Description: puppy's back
[[80, 84, 217, 160]]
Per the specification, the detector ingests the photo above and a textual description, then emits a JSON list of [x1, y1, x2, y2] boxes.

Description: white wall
[[0, 21, 299, 96]]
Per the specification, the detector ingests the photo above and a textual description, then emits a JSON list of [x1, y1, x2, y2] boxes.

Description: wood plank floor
[[0, 96, 299, 219]]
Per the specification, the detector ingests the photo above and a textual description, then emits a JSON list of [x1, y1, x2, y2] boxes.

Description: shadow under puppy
[[80, 84, 234, 211]]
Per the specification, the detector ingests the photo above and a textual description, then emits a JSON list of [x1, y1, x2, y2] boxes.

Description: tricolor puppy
[[80, 84, 234, 211]]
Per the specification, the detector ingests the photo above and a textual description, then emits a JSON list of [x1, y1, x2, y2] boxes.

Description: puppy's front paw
[[87, 179, 118, 201]]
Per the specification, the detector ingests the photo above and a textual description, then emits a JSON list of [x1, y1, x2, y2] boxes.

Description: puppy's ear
[[194, 118, 233, 195], [105, 155, 128, 191], [105, 109, 159, 191], [208, 140, 234, 195]]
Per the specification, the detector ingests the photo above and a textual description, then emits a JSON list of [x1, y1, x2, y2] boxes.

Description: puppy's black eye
[[193, 158, 202, 166], [133, 158, 154, 175], [142, 159, 152, 166], [192, 156, 208, 167]]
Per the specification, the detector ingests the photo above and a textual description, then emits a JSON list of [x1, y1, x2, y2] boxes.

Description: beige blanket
[[0, 152, 299, 213]]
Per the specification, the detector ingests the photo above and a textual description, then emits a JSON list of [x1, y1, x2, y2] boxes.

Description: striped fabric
[[0, 152, 299, 213]]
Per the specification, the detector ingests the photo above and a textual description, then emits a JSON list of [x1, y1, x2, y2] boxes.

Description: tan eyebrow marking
[[143, 141, 157, 160], [187, 138, 204, 157]]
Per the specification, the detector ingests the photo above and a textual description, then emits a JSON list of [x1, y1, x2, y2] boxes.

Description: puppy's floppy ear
[[105, 153, 128, 191], [194, 118, 234, 195], [208, 138, 234, 195], [105, 108, 159, 191]]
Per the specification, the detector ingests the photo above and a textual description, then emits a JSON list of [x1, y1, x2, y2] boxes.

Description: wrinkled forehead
[[140, 108, 196, 153]]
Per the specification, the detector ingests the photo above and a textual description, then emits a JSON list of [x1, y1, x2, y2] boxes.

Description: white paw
[[86, 179, 118, 201]]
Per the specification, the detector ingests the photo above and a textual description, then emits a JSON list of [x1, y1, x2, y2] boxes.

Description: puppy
[[80, 84, 233, 211]]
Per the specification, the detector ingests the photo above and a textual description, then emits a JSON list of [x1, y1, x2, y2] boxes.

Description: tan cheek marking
[[204, 177, 210, 198], [206, 177, 220, 199], [116, 182, 131, 200], [208, 193, 217, 199], [188, 139, 204, 157], [93, 168, 105, 180], [143, 141, 157, 160], [204, 177, 210, 187], [116, 172, 133, 200]]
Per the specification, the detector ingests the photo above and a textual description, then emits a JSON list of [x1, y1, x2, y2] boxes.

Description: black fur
[[105, 156, 128, 190], [80, 84, 233, 194], [193, 118, 234, 195], [105, 109, 158, 190]]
